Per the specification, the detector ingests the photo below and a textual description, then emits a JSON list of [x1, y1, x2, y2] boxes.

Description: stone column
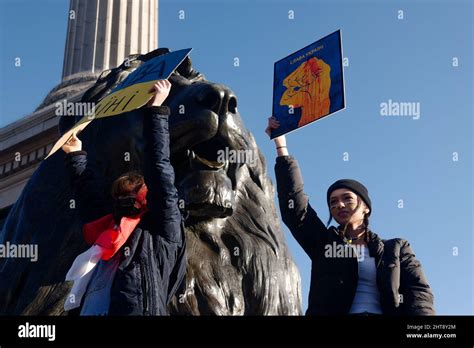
[[62, 0, 158, 81]]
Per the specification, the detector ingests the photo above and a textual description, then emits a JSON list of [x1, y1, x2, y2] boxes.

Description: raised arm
[[62, 132, 111, 223], [267, 117, 329, 259], [142, 80, 183, 244]]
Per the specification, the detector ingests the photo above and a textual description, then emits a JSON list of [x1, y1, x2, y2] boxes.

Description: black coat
[[275, 155, 435, 315], [65, 106, 186, 315]]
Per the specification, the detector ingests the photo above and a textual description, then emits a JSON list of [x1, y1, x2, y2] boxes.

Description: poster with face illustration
[[271, 30, 345, 139]]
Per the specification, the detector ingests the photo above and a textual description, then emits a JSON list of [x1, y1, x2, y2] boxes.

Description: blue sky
[[1, 0, 472, 315]]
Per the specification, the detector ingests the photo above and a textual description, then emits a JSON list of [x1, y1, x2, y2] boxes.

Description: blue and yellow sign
[[46, 48, 192, 159]]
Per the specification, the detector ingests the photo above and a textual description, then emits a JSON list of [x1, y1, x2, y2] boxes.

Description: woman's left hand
[[62, 131, 82, 153]]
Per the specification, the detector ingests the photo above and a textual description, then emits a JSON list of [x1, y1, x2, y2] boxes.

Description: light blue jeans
[[80, 252, 121, 316]]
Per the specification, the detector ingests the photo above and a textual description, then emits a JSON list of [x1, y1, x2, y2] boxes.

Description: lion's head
[[0, 48, 302, 315]]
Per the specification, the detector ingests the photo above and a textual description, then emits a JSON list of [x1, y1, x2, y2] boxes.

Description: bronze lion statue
[[0, 48, 302, 315]]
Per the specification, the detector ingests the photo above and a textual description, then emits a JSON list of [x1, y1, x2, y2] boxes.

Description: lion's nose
[[196, 84, 237, 115]]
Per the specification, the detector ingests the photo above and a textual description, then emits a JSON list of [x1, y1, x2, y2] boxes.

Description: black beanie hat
[[327, 179, 372, 215]]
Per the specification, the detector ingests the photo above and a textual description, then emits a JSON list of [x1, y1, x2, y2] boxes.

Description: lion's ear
[[141, 47, 171, 61], [176, 56, 193, 77]]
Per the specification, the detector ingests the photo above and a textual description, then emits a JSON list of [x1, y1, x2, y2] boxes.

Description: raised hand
[[265, 116, 281, 137], [147, 79, 172, 107], [61, 131, 82, 153], [265, 116, 288, 155]]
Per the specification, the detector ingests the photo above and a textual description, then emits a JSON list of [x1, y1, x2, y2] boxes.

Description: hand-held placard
[[46, 48, 192, 159], [270, 30, 345, 139]]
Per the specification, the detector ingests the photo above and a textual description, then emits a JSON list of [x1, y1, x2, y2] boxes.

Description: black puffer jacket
[[275, 155, 435, 315], [65, 106, 186, 315]]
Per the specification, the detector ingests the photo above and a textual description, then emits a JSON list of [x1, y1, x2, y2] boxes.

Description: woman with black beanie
[[266, 116, 435, 316]]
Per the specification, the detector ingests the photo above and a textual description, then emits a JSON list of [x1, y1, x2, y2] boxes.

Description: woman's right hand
[[265, 116, 288, 155], [265, 116, 281, 138], [62, 131, 82, 153]]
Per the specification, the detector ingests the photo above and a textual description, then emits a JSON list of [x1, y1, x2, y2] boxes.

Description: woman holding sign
[[266, 117, 435, 316], [62, 80, 186, 316]]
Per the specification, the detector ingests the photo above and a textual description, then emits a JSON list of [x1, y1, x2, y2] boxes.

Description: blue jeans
[[80, 252, 121, 316]]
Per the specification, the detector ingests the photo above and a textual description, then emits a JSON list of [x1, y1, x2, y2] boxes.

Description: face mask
[[113, 196, 141, 221]]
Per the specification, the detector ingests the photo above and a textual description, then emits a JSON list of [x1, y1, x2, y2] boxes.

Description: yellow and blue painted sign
[[46, 48, 192, 159]]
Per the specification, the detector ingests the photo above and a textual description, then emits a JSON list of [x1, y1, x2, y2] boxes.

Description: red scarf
[[83, 185, 148, 260]]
